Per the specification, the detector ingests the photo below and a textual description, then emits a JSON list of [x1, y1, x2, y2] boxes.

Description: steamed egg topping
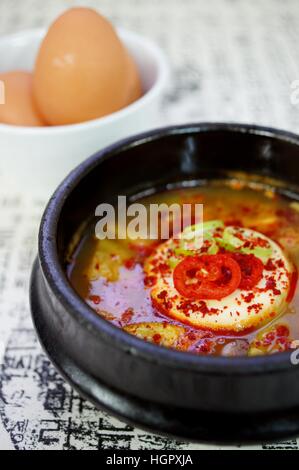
[[144, 221, 294, 333]]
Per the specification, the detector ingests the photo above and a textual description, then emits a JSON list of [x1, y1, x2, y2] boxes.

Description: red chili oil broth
[[66, 182, 299, 357]]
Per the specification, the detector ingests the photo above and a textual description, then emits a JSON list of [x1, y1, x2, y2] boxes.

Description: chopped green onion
[[242, 246, 272, 262], [222, 227, 243, 248], [181, 224, 202, 240], [174, 246, 193, 256], [168, 257, 180, 269], [215, 236, 273, 261], [207, 241, 219, 255], [214, 237, 236, 252], [203, 220, 224, 232], [171, 219, 273, 263]]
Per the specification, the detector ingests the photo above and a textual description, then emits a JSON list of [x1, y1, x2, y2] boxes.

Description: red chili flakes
[[198, 301, 210, 316], [186, 331, 198, 341], [243, 236, 269, 250], [243, 292, 254, 303], [247, 303, 263, 314], [255, 237, 269, 248], [210, 308, 219, 315], [196, 338, 216, 354], [153, 334, 162, 344], [165, 300, 173, 310], [152, 262, 170, 275], [151, 258, 159, 266], [159, 262, 170, 273], [121, 308, 134, 324], [255, 324, 291, 353], [177, 300, 219, 317], [276, 324, 289, 337], [124, 258, 135, 270], [265, 277, 281, 296], [157, 290, 167, 300], [264, 331, 275, 344], [264, 259, 276, 271], [178, 300, 196, 313], [144, 275, 157, 287], [89, 295, 101, 304], [277, 336, 290, 349], [197, 341, 210, 353], [153, 294, 173, 314], [234, 231, 246, 242]]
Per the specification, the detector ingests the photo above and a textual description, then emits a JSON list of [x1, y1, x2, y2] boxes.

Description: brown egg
[[33, 8, 135, 125], [124, 51, 142, 105], [0, 71, 45, 126]]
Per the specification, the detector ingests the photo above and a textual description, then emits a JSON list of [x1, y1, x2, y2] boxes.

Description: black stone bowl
[[30, 123, 299, 444]]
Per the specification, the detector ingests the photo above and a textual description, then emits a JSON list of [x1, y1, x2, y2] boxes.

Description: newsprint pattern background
[[1, 0, 299, 450]]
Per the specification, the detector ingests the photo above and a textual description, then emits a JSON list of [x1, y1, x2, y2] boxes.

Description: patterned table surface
[[1, 0, 299, 450]]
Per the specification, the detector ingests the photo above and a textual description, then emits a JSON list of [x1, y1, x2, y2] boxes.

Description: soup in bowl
[[68, 181, 299, 357], [31, 123, 299, 442]]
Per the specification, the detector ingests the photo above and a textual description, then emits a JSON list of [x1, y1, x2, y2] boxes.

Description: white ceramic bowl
[[0, 28, 168, 195]]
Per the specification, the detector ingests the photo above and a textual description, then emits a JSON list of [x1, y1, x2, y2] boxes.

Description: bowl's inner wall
[[57, 128, 299, 263]]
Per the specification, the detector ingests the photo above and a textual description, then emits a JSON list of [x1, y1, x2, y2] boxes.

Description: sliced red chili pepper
[[173, 254, 241, 300], [231, 253, 263, 290]]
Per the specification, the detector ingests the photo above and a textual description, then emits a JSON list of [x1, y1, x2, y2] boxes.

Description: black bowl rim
[[38, 122, 299, 375]]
